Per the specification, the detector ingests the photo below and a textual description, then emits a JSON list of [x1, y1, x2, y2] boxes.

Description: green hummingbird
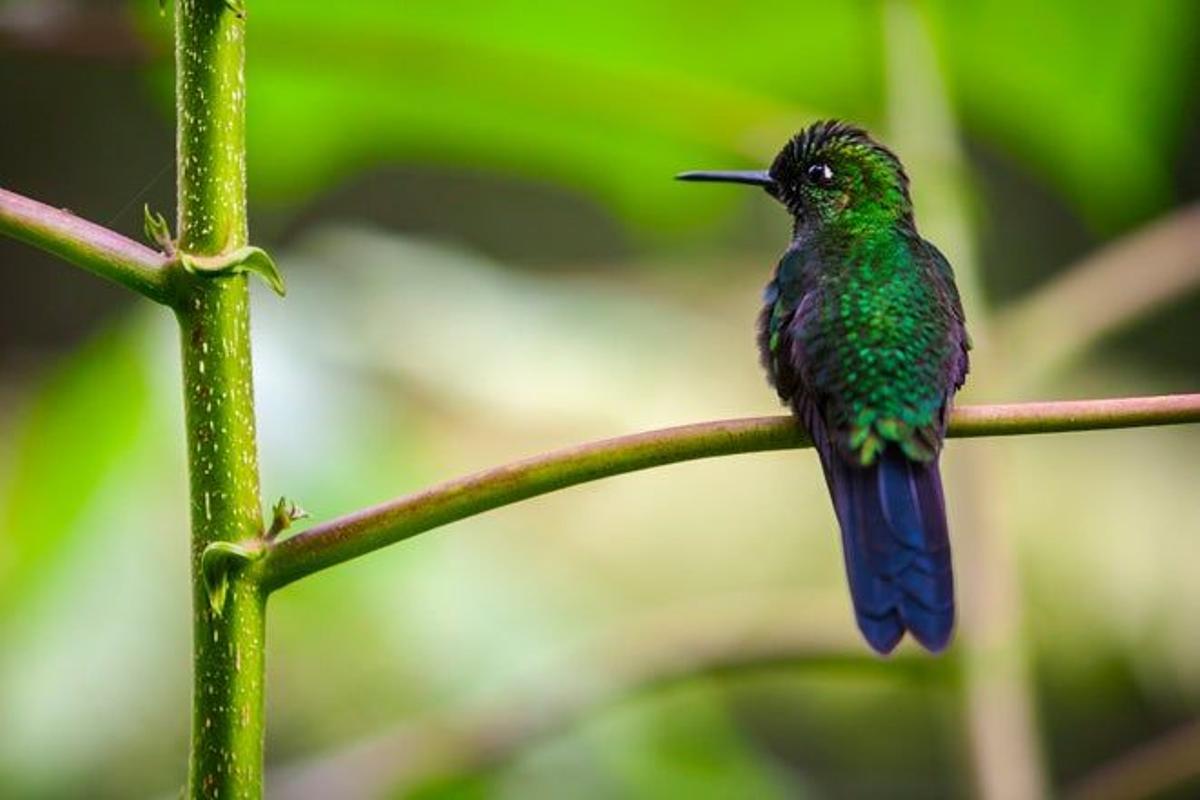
[[679, 120, 970, 654]]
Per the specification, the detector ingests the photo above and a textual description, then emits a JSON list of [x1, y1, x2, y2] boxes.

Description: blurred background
[[1, 0, 1198, 797]]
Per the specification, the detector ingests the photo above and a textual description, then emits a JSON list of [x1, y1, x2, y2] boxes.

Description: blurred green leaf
[[571, 684, 798, 799], [925, 0, 1196, 228], [0, 321, 181, 797], [0, 325, 150, 617], [131, 0, 879, 232], [132, 0, 1193, 231]]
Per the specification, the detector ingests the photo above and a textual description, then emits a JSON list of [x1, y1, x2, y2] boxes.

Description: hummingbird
[[679, 120, 970, 654]]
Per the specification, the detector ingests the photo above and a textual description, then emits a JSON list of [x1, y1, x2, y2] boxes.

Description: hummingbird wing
[[757, 244, 816, 403], [920, 238, 971, 396]]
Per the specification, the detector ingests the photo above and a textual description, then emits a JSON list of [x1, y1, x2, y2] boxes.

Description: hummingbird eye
[[806, 162, 835, 187]]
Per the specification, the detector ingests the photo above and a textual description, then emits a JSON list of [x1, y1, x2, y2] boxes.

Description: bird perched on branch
[[678, 121, 970, 654]]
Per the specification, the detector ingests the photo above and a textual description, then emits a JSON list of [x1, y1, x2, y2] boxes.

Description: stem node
[[179, 245, 286, 297], [201, 541, 265, 616]]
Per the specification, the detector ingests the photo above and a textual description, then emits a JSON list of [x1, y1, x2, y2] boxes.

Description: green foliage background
[[0, 0, 1197, 797], [136, 0, 1194, 231]]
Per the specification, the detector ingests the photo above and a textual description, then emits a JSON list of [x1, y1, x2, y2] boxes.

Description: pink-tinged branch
[[263, 392, 1200, 591], [997, 202, 1200, 383], [0, 187, 173, 303], [1065, 717, 1200, 800]]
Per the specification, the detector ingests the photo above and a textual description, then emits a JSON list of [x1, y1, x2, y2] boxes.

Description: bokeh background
[[1, 1, 1199, 797]]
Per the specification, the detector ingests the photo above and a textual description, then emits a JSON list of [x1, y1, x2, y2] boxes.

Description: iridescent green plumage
[[763, 222, 966, 465], [680, 121, 970, 653], [757, 122, 968, 467]]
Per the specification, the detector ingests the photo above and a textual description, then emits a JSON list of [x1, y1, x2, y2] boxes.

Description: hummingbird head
[[678, 120, 913, 229]]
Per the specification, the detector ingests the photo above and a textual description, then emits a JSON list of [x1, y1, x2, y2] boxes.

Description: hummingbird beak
[[675, 169, 776, 189]]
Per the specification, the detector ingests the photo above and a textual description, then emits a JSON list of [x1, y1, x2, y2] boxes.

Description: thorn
[[267, 496, 309, 541], [143, 204, 176, 256]]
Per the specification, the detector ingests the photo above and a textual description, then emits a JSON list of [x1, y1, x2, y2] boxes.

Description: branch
[[995, 203, 1200, 384], [263, 392, 1200, 592], [0, 187, 174, 304], [0, 3, 156, 62], [1064, 717, 1200, 800]]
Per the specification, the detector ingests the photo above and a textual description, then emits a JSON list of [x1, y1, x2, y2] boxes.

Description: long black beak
[[675, 169, 775, 189]]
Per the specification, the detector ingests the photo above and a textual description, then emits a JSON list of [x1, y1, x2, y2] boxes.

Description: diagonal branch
[[1064, 717, 1200, 800], [995, 203, 1200, 384], [262, 392, 1200, 592], [0, 186, 174, 304]]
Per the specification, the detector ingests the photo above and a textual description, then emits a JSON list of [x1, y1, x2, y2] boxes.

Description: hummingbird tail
[[822, 446, 955, 654]]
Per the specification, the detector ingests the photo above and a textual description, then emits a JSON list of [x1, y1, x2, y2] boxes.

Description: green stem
[[175, 1, 266, 797], [0, 186, 174, 303], [262, 392, 1200, 592]]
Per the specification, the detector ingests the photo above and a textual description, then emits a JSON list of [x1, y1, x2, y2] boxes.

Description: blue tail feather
[[822, 445, 955, 654]]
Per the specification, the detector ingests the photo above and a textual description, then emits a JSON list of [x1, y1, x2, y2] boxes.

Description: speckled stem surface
[[174, 2, 266, 798], [263, 393, 1200, 592]]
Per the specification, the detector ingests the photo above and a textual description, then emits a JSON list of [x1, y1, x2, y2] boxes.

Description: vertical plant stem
[[884, 4, 1048, 798], [175, 1, 267, 797]]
